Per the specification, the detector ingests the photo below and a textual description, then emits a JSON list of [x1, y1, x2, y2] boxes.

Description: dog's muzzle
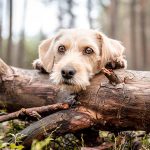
[[61, 66, 76, 80]]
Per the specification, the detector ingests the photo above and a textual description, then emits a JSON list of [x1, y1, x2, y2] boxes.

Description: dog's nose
[[61, 66, 76, 79]]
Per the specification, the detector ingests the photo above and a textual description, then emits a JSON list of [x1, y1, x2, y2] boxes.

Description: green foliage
[[1, 120, 150, 149], [0, 120, 27, 150], [0, 140, 9, 149], [31, 136, 53, 150], [0, 133, 25, 150], [0, 140, 24, 150], [31, 125, 80, 150], [142, 134, 150, 149], [0, 109, 7, 115], [9, 143, 24, 150], [9, 133, 26, 144], [99, 131, 150, 150], [8, 120, 26, 134], [31, 134, 80, 150]]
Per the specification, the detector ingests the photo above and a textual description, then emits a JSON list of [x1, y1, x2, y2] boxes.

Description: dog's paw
[[32, 59, 41, 69], [32, 59, 47, 73], [116, 57, 127, 69], [106, 57, 127, 69]]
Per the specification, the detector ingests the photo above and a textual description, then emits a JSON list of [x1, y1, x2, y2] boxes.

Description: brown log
[[1, 58, 150, 146], [0, 58, 61, 111], [18, 109, 93, 147]]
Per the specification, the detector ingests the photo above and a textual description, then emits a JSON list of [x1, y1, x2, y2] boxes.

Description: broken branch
[[0, 103, 69, 123], [101, 67, 121, 84]]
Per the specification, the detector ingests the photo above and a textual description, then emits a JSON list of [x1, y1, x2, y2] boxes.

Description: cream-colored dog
[[33, 29, 127, 92]]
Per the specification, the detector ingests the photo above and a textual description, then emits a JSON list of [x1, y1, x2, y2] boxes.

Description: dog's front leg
[[32, 59, 47, 73]]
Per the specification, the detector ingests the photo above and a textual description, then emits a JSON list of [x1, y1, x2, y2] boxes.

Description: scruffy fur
[[33, 29, 127, 92]]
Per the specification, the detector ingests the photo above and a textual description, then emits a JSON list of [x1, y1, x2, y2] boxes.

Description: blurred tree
[[39, 29, 46, 41], [99, 0, 110, 33], [109, 0, 119, 38], [67, 0, 75, 28], [99, 0, 108, 10], [17, 0, 27, 67], [0, 0, 2, 53], [139, 0, 147, 67], [57, 0, 64, 29], [6, 0, 13, 65], [130, 0, 137, 68], [87, 0, 93, 28]]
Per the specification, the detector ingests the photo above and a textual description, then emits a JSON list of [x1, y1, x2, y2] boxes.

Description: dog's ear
[[38, 38, 55, 73], [99, 32, 125, 66]]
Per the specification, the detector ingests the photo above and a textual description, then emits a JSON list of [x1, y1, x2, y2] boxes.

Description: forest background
[[0, 0, 149, 71]]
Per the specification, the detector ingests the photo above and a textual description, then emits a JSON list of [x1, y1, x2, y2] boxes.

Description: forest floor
[[0, 118, 150, 150]]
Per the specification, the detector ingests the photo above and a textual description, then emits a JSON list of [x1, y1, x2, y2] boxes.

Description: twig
[[101, 68, 121, 85], [0, 103, 69, 123]]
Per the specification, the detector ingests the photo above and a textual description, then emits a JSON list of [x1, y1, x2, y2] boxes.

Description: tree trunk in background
[[87, 0, 93, 28], [57, 0, 64, 29], [17, 0, 27, 67], [0, 1, 2, 54], [6, 0, 13, 65], [130, 0, 137, 69], [109, 0, 119, 38], [67, 0, 75, 28], [139, 0, 147, 69], [39, 29, 46, 41]]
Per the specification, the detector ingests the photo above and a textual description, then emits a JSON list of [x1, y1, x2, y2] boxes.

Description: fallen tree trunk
[[19, 109, 94, 147], [0, 58, 150, 147]]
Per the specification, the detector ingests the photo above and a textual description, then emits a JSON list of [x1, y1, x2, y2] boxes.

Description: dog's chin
[[63, 80, 74, 86], [60, 80, 79, 93], [50, 73, 90, 93], [60, 84, 82, 93], [58, 79, 88, 93]]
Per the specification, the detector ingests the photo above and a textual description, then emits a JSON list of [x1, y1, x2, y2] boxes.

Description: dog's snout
[[61, 66, 76, 79]]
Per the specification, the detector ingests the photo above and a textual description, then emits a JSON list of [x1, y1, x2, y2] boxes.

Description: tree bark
[[0, 58, 150, 147], [19, 110, 93, 147]]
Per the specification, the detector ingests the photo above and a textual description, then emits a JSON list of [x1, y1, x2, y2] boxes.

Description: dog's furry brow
[[54, 32, 64, 42]]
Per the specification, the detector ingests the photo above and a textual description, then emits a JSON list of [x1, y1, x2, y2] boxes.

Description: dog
[[33, 29, 127, 92]]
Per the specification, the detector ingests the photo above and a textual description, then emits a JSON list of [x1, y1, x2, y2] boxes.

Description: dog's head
[[38, 29, 124, 92]]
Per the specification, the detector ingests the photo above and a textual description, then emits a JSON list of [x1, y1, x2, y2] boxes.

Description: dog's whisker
[[73, 77, 88, 90]]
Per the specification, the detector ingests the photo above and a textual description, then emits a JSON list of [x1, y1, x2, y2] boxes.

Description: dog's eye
[[84, 47, 94, 54], [58, 45, 66, 54]]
